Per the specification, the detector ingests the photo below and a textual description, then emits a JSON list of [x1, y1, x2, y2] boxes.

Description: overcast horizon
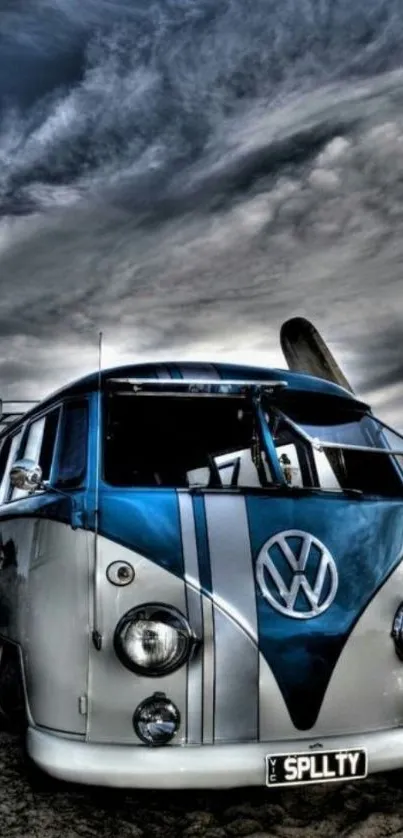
[[1, 1, 403, 426]]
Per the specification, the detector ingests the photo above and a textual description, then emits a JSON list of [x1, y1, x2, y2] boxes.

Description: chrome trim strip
[[318, 442, 403, 455], [121, 392, 251, 399], [186, 589, 203, 744], [202, 597, 215, 744], [178, 494, 203, 744], [108, 378, 288, 388]]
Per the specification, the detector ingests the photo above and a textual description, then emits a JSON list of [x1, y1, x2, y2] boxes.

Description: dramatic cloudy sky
[[1, 0, 403, 423]]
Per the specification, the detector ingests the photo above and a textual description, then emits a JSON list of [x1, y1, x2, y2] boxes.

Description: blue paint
[[0, 486, 184, 576], [246, 494, 403, 729], [0, 491, 75, 526], [192, 495, 212, 593], [167, 363, 185, 379], [255, 400, 285, 484], [98, 489, 184, 577]]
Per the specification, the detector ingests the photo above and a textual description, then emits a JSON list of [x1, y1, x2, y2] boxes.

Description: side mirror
[[9, 459, 44, 494]]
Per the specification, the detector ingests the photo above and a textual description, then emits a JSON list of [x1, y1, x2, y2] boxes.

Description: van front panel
[[83, 486, 403, 747]]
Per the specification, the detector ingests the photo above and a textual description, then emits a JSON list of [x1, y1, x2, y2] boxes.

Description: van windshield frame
[[102, 378, 403, 497]]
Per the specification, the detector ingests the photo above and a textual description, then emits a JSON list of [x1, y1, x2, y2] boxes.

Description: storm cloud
[[1, 0, 403, 423]]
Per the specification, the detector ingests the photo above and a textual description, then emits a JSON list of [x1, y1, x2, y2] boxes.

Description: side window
[[38, 410, 59, 481], [55, 400, 88, 488], [0, 431, 23, 504], [10, 409, 60, 501], [24, 416, 46, 462]]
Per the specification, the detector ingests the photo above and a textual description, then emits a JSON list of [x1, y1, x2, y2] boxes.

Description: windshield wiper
[[187, 484, 363, 497], [278, 485, 363, 497], [188, 483, 283, 495]]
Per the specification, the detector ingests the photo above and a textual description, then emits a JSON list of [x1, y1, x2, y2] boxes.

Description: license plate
[[266, 747, 368, 787]]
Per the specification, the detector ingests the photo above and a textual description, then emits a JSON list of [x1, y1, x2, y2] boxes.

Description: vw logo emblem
[[256, 530, 338, 620]]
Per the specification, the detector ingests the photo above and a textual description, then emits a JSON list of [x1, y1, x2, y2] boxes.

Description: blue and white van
[[1, 318, 403, 789]]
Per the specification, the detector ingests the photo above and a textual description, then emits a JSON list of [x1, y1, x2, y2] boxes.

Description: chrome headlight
[[392, 602, 403, 661], [114, 604, 198, 676]]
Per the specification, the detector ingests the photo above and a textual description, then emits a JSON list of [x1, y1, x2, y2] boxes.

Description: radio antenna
[[95, 330, 102, 513], [98, 331, 103, 386], [92, 331, 103, 651]]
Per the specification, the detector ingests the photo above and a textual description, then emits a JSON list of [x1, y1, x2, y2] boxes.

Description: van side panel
[[0, 518, 38, 640], [23, 520, 91, 734]]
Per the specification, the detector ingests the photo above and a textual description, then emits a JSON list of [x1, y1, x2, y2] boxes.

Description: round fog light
[[133, 693, 180, 746]]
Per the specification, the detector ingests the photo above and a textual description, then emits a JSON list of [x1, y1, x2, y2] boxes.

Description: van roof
[[0, 361, 369, 436], [40, 360, 366, 405]]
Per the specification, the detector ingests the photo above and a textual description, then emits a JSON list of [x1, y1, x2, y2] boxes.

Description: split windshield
[[104, 393, 271, 489], [103, 388, 403, 496], [265, 396, 403, 496]]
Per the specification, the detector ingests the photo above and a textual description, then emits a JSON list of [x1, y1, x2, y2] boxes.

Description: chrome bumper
[[27, 726, 403, 789]]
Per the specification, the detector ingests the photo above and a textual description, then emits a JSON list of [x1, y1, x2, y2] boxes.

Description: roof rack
[[0, 400, 39, 433]]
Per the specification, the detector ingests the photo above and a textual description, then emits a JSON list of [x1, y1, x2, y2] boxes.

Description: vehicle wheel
[[0, 642, 27, 734]]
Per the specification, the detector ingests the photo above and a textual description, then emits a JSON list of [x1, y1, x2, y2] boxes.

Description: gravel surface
[[2, 733, 403, 838]]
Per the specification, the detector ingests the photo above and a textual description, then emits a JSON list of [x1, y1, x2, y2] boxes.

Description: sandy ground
[[2, 733, 403, 838]]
